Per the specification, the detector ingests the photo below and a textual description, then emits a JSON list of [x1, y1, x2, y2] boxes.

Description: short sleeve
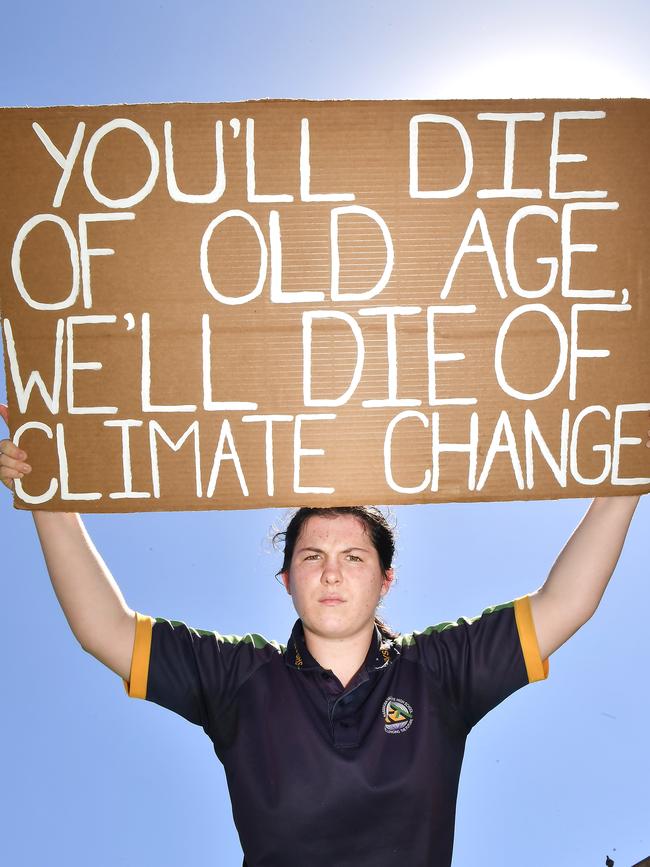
[[122, 612, 280, 730], [399, 595, 549, 729]]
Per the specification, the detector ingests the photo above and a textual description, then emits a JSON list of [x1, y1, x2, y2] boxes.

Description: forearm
[[32, 510, 133, 654], [530, 495, 640, 659], [539, 496, 639, 618]]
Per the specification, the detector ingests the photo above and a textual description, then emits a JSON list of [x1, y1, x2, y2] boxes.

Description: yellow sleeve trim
[[122, 612, 154, 699], [514, 596, 549, 684]]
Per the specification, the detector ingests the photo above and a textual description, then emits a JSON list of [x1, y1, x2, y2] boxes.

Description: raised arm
[[529, 494, 642, 661], [0, 404, 136, 682]]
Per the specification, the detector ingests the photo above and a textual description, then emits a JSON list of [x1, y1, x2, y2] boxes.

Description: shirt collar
[[284, 618, 396, 673]]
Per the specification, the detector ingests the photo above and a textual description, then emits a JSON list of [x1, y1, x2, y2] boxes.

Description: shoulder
[[395, 600, 517, 650], [153, 617, 286, 655]]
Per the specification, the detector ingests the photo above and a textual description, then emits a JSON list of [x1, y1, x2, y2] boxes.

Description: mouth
[[319, 597, 345, 605]]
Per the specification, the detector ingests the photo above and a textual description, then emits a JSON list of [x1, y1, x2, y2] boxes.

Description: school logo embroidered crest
[[382, 697, 414, 734]]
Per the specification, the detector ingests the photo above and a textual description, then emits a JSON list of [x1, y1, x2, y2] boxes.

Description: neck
[[303, 621, 376, 688]]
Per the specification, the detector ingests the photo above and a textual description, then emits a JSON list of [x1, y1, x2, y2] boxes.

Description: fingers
[[1, 404, 29, 493], [1, 468, 21, 491], [0, 438, 30, 492], [0, 438, 28, 462]]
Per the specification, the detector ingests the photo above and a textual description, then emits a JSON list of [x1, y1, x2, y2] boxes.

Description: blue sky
[[1, 2, 649, 865]]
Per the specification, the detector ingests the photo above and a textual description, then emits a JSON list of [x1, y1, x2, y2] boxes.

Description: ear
[[380, 568, 395, 597], [280, 571, 291, 595]]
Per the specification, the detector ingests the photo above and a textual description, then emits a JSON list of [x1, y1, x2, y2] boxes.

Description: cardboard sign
[[1, 99, 649, 512]]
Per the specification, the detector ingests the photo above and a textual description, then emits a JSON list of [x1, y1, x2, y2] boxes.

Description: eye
[[304, 553, 320, 560], [346, 554, 362, 562]]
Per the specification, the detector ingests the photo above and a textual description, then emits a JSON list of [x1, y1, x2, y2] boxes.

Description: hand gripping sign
[[0, 99, 649, 512]]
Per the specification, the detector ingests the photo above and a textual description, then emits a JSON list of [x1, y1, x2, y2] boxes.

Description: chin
[[306, 610, 367, 640]]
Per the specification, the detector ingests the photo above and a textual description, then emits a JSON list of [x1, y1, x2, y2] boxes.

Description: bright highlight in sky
[[432, 48, 648, 98]]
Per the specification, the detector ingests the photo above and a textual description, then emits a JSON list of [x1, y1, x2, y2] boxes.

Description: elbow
[[579, 586, 609, 625], [568, 602, 599, 640], [565, 597, 597, 630], [78, 635, 97, 657], [581, 601, 600, 626]]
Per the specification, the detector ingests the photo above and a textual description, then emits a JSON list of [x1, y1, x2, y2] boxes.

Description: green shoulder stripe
[[395, 600, 515, 647], [216, 632, 285, 653], [160, 619, 284, 652]]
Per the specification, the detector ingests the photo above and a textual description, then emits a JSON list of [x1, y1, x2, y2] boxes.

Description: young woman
[[0, 401, 646, 866]]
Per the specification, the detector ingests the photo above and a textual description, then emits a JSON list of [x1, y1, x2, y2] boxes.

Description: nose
[[320, 557, 342, 585]]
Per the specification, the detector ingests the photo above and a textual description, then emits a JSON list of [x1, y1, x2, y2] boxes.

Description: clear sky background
[[1, 2, 649, 866]]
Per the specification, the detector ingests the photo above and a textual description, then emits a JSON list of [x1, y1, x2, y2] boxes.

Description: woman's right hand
[[0, 403, 31, 492]]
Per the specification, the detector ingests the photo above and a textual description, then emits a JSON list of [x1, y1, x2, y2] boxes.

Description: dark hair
[[273, 506, 400, 641]]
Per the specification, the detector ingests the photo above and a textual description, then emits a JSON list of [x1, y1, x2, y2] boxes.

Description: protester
[[0, 401, 646, 867]]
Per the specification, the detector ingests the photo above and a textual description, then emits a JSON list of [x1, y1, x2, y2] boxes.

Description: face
[[281, 514, 394, 642]]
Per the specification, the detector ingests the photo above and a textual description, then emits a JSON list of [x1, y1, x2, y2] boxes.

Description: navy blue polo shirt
[[124, 596, 548, 867]]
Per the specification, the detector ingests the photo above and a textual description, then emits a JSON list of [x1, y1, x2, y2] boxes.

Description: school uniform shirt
[[123, 595, 549, 867]]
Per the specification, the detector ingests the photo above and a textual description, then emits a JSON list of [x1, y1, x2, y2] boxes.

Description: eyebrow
[[295, 546, 371, 554]]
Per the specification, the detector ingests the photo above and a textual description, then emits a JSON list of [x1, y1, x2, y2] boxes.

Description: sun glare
[[427, 48, 648, 99]]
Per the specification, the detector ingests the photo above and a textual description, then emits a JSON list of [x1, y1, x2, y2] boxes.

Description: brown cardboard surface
[[0, 99, 648, 512]]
